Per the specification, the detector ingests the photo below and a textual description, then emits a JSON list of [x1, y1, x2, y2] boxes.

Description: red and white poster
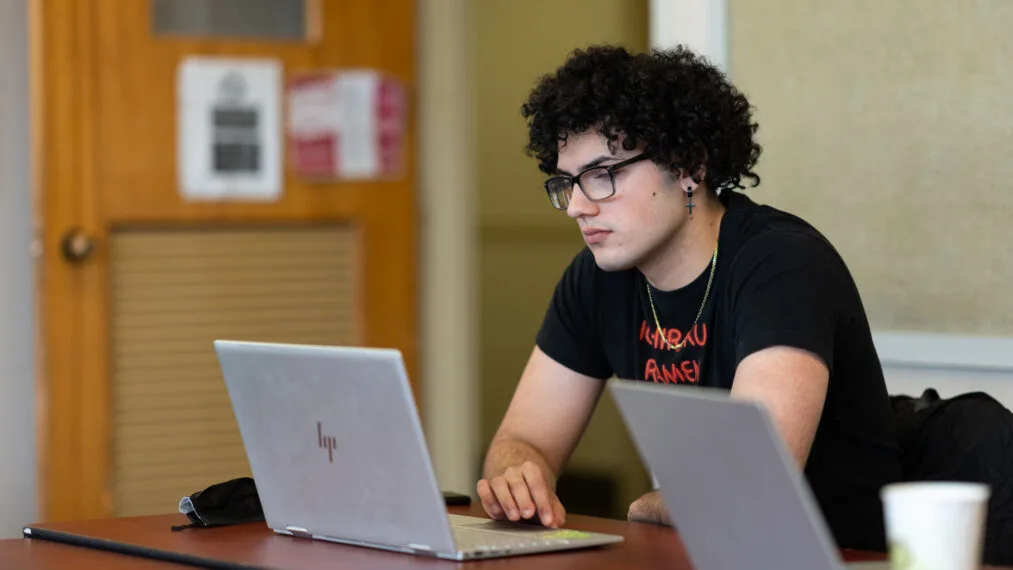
[[286, 70, 407, 181]]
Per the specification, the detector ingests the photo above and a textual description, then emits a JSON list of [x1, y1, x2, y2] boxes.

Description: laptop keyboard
[[451, 526, 569, 553], [448, 515, 572, 554]]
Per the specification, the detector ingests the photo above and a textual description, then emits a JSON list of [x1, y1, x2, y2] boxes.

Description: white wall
[[876, 332, 1013, 411], [0, 0, 38, 538], [649, 0, 727, 71]]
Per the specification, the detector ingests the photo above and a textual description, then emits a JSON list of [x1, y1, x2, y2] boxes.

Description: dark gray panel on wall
[[152, 0, 307, 40]]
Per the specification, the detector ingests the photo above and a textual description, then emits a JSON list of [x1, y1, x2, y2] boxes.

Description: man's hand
[[627, 490, 673, 526], [477, 460, 566, 528], [478, 347, 605, 528]]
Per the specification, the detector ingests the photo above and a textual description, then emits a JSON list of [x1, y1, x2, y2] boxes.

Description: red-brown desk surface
[[3, 503, 1002, 569]]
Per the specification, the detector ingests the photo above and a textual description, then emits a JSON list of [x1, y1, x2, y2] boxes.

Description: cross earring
[[685, 186, 695, 215]]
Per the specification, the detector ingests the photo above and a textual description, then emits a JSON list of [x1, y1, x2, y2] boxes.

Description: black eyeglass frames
[[543, 154, 651, 210]]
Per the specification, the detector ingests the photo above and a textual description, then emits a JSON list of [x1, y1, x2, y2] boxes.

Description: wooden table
[[0, 534, 187, 569], [0, 503, 978, 570]]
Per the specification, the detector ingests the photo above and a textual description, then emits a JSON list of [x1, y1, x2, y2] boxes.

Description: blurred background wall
[[728, 0, 1013, 334], [418, 0, 479, 498], [0, 0, 38, 539]]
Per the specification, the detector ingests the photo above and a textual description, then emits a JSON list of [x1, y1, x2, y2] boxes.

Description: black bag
[[172, 476, 473, 531], [173, 477, 265, 531], [891, 388, 1013, 566]]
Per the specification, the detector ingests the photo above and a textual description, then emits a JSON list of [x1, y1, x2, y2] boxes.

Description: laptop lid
[[213, 340, 457, 555], [608, 379, 844, 570]]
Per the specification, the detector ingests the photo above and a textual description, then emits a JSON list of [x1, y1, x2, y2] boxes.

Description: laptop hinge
[[408, 543, 432, 552], [285, 525, 313, 539]]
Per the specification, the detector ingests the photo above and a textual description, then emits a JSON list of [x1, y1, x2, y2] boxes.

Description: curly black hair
[[521, 44, 761, 193]]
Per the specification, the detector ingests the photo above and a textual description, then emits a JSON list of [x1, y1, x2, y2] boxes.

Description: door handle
[[61, 227, 95, 263]]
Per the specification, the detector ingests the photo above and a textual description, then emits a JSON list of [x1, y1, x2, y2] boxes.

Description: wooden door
[[33, 0, 417, 521]]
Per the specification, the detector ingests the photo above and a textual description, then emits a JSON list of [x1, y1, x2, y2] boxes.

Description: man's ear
[[690, 165, 706, 184], [689, 143, 709, 183]]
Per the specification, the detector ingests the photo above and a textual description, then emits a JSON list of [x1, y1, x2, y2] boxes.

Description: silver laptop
[[608, 380, 890, 570], [213, 340, 624, 560]]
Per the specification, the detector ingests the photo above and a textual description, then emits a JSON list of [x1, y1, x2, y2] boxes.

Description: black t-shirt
[[536, 190, 902, 552]]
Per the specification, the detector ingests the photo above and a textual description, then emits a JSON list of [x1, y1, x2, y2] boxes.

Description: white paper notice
[[334, 71, 378, 179], [287, 69, 407, 181], [177, 56, 282, 201]]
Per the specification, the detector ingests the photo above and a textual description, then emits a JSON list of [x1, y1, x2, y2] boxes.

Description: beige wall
[[475, 0, 651, 517], [418, 0, 480, 499], [729, 1, 1013, 334]]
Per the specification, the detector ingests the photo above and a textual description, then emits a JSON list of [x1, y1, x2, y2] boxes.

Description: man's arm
[[478, 346, 605, 527], [730, 345, 829, 467], [628, 345, 829, 524]]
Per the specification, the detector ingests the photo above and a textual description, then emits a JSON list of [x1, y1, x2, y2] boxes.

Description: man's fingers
[[490, 477, 521, 520], [627, 496, 647, 522], [507, 473, 537, 520], [552, 496, 567, 528], [520, 462, 555, 526], [626, 491, 673, 526], [476, 479, 505, 520]]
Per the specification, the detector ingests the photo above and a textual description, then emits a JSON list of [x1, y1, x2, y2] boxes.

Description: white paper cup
[[881, 481, 990, 570]]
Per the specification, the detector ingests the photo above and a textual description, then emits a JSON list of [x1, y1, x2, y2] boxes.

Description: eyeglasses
[[544, 154, 651, 210]]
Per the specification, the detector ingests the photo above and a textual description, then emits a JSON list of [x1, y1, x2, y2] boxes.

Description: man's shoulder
[[724, 190, 827, 240], [723, 191, 844, 268]]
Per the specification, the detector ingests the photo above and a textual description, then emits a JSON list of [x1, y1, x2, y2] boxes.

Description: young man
[[476, 45, 902, 552]]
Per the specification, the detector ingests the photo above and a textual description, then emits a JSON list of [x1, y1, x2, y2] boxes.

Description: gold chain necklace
[[645, 245, 718, 351]]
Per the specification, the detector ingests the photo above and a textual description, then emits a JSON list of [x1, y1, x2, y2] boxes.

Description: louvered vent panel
[[110, 226, 359, 516]]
